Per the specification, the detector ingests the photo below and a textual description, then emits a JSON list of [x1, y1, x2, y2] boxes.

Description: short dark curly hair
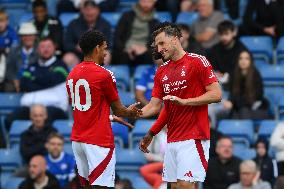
[[79, 29, 106, 56], [152, 22, 182, 41], [32, 0, 47, 10]]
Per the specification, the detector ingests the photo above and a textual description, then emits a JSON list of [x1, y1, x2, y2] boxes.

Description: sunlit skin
[[154, 32, 184, 62]]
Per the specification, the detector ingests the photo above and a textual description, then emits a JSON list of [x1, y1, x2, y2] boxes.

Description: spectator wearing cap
[[0, 9, 19, 91], [5, 22, 39, 92], [63, 0, 111, 58], [32, 0, 63, 52]]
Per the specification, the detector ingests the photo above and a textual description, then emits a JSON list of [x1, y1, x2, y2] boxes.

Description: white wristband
[[109, 115, 114, 121]]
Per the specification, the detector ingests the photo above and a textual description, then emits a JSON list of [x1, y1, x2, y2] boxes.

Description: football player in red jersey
[[66, 29, 141, 189], [139, 22, 222, 189]]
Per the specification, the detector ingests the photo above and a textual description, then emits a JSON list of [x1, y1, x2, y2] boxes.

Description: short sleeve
[[196, 56, 218, 87], [102, 72, 119, 103], [151, 70, 164, 100]]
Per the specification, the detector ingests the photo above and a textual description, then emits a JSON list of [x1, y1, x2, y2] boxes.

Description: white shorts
[[162, 139, 210, 183], [72, 141, 116, 187]]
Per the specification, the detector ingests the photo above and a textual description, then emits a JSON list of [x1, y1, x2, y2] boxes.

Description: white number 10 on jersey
[[67, 79, 92, 111]]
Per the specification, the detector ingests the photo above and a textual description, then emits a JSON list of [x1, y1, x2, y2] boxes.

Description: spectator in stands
[[20, 104, 57, 163], [204, 136, 241, 189], [45, 133, 75, 188], [64, 0, 111, 57], [0, 10, 19, 91], [178, 24, 206, 55], [240, 0, 282, 38], [32, 0, 63, 51], [208, 20, 247, 87], [223, 50, 269, 119], [112, 0, 159, 65], [19, 155, 61, 189], [0, 9, 19, 53], [191, 0, 224, 49], [5, 37, 68, 131], [5, 22, 39, 92], [270, 122, 284, 177], [228, 160, 271, 189], [135, 58, 163, 106], [253, 139, 276, 186], [140, 127, 167, 189]]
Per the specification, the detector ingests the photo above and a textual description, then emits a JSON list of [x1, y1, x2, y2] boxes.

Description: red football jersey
[[66, 61, 119, 148], [152, 53, 218, 142]]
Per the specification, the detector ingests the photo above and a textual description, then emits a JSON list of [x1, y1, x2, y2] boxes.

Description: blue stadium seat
[[130, 119, 155, 148], [176, 12, 198, 26], [101, 12, 122, 29], [154, 12, 172, 22], [112, 122, 129, 147], [118, 91, 135, 106], [264, 87, 284, 118], [132, 176, 152, 189], [9, 120, 31, 147], [116, 148, 146, 170], [279, 96, 284, 120], [106, 65, 130, 91], [53, 119, 73, 139], [0, 93, 22, 115], [234, 148, 256, 160], [258, 65, 284, 87], [59, 13, 79, 28], [0, 148, 22, 170], [254, 59, 270, 68], [258, 120, 279, 141], [64, 143, 74, 156], [3, 177, 25, 189], [240, 36, 273, 62], [18, 12, 33, 26], [134, 64, 152, 83], [218, 119, 254, 146], [277, 37, 284, 64], [4, 8, 28, 29]]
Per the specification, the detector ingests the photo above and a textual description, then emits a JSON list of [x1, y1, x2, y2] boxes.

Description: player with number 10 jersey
[[66, 29, 141, 188]]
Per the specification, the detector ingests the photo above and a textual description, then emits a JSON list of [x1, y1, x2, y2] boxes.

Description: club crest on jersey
[[162, 75, 168, 82], [209, 70, 215, 79], [181, 69, 186, 77]]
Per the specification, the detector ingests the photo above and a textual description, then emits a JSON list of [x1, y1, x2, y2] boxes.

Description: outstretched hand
[[112, 115, 134, 129], [139, 133, 153, 153], [127, 102, 143, 119], [163, 95, 187, 105]]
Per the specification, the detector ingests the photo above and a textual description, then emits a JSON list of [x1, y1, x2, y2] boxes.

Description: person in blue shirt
[[0, 10, 19, 53], [45, 132, 76, 188], [135, 58, 163, 106], [0, 9, 19, 91]]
